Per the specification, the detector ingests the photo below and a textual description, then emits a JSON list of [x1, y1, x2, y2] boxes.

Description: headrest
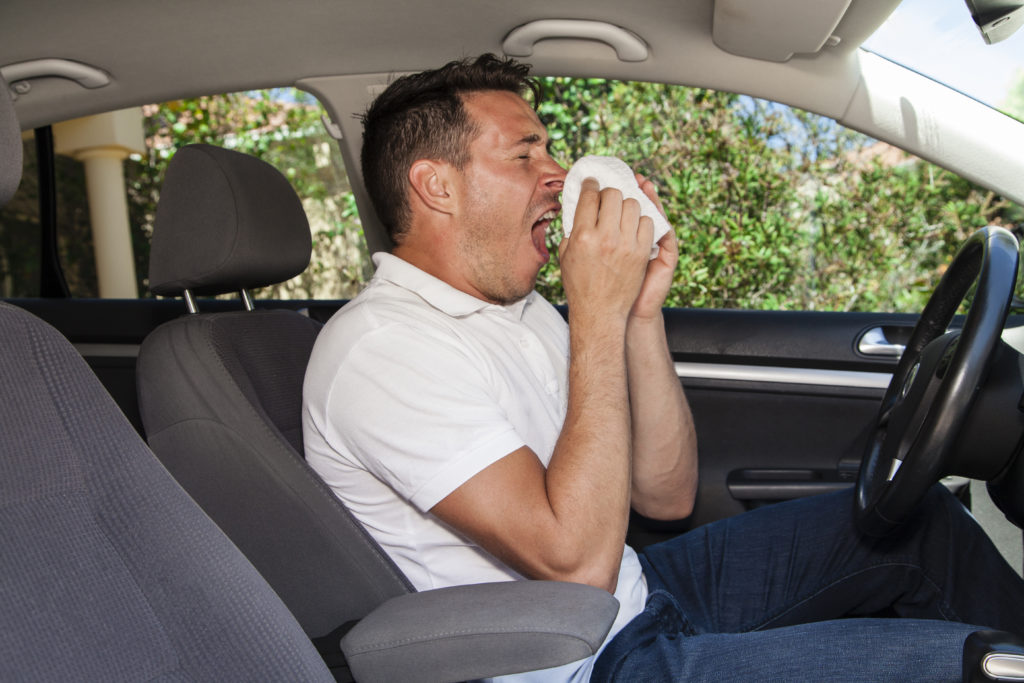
[[0, 75, 23, 206], [149, 144, 312, 297]]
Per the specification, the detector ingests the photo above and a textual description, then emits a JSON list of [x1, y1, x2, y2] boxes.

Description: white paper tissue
[[561, 155, 671, 259]]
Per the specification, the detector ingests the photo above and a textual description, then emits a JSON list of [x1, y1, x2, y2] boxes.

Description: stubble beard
[[460, 238, 537, 306], [458, 218, 538, 306]]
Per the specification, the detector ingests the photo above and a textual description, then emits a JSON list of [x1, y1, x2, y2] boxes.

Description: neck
[[392, 238, 487, 303]]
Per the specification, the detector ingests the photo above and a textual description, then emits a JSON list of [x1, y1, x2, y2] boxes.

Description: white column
[[54, 108, 145, 298], [76, 147, 138, 298]]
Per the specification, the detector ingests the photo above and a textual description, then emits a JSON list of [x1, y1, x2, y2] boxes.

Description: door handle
[[857, 326, 906, 358]]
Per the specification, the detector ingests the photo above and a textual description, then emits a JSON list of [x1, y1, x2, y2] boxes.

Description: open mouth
[[531, 209, 559, 261]]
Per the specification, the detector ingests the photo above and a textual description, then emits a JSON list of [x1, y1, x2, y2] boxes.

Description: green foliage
[[1003, 69, 1024, 122], [535, 78, 1021, 312], [7, 80, 1016, 310], [127, 89, 369, 299]]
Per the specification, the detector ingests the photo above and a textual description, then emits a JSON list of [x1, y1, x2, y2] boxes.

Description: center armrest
[[340, 580, 620, 682]]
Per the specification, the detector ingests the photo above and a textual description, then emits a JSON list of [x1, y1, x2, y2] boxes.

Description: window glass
[[0, 137, 41, 297], [862, 0, 1024, 119], [0, 134, 99, 297], [534, 78, 1024, 312], [0, 88, 369, 300], [136, 89, 370, 300], [5, 82, 1021, 310]]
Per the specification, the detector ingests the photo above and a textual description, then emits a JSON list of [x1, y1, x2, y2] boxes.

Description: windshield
[[863, 0, 1024, 118]]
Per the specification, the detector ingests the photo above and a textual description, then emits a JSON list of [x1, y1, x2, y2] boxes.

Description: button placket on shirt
[[513, 326, 560, 396]]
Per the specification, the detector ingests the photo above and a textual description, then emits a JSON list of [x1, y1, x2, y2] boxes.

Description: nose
[[543, 156, 566, 191]]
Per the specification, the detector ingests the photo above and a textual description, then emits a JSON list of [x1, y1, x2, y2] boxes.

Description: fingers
[[616, 195, 641, 236], [636, 214, 655, 252], [571, 177, 602, 235], [560, 174, 665, 321], [634, 172, 667, 219], [575, 178, 630, 238], [568, 175, 657, 257], [574, 176, 642, 239]]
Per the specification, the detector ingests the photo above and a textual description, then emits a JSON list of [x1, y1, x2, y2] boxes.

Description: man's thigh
[[637, 485, 977, 633], [592, 592, 979, 683]]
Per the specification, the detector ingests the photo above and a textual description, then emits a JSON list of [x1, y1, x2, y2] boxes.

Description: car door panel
[[8, 297, 965, 545], [7, 298, 321, 433], [627, 308, 915, 547]]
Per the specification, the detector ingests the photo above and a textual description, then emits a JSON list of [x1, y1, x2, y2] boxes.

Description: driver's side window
[[534, 78, 1024, 313]]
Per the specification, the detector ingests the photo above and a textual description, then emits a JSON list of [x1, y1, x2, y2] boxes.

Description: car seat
[[135, 143, 619, 681], [0, 76, 334, 682]]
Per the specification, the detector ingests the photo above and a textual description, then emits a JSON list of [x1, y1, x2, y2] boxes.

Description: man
[[303, 54, 1024, 681]]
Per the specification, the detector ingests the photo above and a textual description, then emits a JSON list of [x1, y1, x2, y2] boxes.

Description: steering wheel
[[855, 226, 1020, 537]]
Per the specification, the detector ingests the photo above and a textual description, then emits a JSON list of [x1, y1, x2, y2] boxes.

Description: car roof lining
[[3, 0, 894, 129], [5, 0, 1022, 254]]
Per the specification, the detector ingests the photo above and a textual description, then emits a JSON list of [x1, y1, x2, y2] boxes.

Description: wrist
[[626, 311, 669, 358], [628, 308, 665, 330], [568, 304, 630, 336]]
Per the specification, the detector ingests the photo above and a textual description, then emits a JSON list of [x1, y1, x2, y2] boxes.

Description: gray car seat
[[136, 144, 619, 681], [0, 77, 333, 682], [136, 144, 409, 649]]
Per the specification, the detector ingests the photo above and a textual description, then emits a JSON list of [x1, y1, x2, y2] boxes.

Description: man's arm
[[431, 179, 651, 594], [625, 176, 698, 520], [625, 311, 698, 520]]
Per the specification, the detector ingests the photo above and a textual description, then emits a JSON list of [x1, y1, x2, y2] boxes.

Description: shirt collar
[[371, 252, 533, 320]]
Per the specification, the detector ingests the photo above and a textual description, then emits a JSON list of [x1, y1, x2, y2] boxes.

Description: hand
[[630, 173, 678, 321], [558, 177, 654, 326]]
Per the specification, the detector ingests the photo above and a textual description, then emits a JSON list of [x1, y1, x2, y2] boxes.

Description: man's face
[[452, 90, 566, 305]]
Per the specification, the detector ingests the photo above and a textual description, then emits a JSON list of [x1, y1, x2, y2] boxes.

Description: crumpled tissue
[[561, 155, 671, 260]]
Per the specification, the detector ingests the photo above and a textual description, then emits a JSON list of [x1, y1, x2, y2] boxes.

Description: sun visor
[[712, 0, 852, 62]]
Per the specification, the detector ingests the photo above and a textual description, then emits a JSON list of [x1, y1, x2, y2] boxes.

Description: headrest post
[[240, 289, 255, 311], [183, 289, 199, 314]]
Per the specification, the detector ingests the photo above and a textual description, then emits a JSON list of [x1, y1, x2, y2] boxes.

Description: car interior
[[134, 141, 627, 680], [0, 73, 624, 683], [0, 77, 335, 682], [3, 0, 1024, 680]]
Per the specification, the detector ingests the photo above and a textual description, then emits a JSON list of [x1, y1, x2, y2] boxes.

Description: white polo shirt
[[303, 252, 647, 682]]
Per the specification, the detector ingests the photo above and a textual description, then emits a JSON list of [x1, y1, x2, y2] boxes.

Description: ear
[[408, 159, 455, 215]]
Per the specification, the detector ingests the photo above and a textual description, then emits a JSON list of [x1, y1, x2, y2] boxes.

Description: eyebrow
[[516, 133, 553, 154]]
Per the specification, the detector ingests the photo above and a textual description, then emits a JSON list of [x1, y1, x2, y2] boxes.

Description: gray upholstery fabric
[[141, 145, 411, 641], [0, 75, 22, 205], [137, 310, 413, 638], [0, 302, 333, 681], [342, 581, 620, 683], [148, 144, 312, 296]]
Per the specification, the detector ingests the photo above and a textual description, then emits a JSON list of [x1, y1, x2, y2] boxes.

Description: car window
[[3, 81, 1021, 311], [0, 137, 42, 298], [535, 78, 1024, 313], [138, 90, 371, 301], [0, 88, 370, 300]]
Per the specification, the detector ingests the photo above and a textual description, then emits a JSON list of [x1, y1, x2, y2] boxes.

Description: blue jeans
[[592, 485, 1024, 682]]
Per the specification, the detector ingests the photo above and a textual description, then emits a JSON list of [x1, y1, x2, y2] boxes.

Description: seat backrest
[[0, 74, 331, 681], [0, 303, 336, 680], [137, 144, 411, 642]]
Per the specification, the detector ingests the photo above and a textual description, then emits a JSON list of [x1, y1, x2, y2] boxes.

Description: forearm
[[541, 310, 632, 591], [626, 312, 698, 520]]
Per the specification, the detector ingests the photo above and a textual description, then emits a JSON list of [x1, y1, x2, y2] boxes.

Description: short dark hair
[[360, 54, 539, 244]]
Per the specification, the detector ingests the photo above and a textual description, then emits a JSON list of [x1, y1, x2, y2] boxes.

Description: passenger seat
[[136, 143, 618, 682]]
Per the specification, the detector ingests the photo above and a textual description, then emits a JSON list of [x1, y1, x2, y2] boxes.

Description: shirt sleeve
[[319, 322, 526, 512]]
